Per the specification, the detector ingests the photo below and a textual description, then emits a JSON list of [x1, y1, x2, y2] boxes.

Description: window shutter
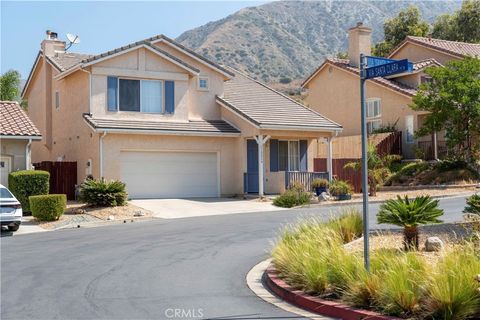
[[107, 76, 118, 111], [165, 81, 175, 113], [270, 139, 279, 172], [300, 140, 308, 171]]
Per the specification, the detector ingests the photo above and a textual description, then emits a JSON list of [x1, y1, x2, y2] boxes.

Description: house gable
[[389, 41, 462, 65]]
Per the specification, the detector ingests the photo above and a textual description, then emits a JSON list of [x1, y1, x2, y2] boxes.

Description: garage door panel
[[120, 151, 218, 198]]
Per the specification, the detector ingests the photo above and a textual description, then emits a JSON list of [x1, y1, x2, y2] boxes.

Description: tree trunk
[[403, 226, 419, 251]]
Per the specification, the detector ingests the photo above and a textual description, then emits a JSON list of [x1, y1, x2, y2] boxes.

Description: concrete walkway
[[130, 197, 284, 219]]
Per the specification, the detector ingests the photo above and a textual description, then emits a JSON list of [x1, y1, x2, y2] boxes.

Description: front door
[[0, 156, 12, 187], [246, 140, 258, 193]]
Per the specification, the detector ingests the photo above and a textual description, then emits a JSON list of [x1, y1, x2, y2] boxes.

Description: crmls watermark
[[164, 308, 204, 319]]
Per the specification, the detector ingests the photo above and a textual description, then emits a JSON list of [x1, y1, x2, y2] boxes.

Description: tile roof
[[412, 58, 443, 70], [47, 52, 92, 71], [83, 114, 240, 136], [218, 68, 342, 131], [304, 58, 417, 97], [46, 34, 233, 77], [0, 101, 41, 137], [392, 36, 480, 58]]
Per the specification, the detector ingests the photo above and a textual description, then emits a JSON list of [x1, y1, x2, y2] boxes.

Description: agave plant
[[377, 195, 444, 250]]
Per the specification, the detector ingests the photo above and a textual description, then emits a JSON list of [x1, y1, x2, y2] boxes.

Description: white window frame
[[117, 77, 164, 114], [366, 98, 381, 119], [367, 119, 382, 134], [197, 76, 209, 91], [278, 140, 300, 172]]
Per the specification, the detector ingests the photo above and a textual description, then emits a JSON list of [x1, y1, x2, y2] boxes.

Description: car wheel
[[8, 225, 19, 232]]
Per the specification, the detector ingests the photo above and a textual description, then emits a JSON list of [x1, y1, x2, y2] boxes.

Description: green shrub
[[8, 170, 49, 212], [273, 188, 311, 208], [79, 178, 127, 207], [327, 207, 363, 243], [464, 194, 480, 215], [329, 180, 353, 196], [29, 194, 66, 221], [311, 178, 329, 189], [377, 195, 443, 250], [424, 244, 480, 320]]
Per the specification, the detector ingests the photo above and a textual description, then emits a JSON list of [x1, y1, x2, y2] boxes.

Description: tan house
[[22, 31, 341, 198], [302, 23, 480, 159], [0, 101, 42, 186]]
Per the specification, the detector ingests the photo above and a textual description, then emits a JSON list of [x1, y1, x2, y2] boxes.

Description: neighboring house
[[0, 101, 42, 186], [22, 31, 341, 198], [302, 23, 480, 159]]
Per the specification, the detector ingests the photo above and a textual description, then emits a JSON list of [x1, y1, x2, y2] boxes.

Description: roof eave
[[0, 135, 42, 140], [259, 124, 342, 133]]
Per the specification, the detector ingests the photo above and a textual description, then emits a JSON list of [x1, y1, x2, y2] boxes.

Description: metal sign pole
[[359, 53, 370, 272]]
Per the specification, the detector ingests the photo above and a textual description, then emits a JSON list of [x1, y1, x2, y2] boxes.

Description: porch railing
[[285, 171, 329, 191]]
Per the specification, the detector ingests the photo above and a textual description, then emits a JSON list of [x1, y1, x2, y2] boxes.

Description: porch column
[[255, 135, 270, 197], [433, 131, 438, 160], [25, 139, 32, 170], [326, 137, 333, 181]]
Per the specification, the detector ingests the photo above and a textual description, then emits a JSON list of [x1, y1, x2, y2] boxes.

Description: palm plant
[[344, 144, 398, 196], [377, 195, 444, 250]]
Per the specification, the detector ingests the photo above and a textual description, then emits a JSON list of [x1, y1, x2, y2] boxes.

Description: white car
[[0, 184, 22, 232]]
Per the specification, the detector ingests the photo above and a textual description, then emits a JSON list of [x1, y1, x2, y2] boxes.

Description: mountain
[[177, 0, 461, 83]]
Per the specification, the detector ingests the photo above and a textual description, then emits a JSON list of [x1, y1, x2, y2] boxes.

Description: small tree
[[344, 144, 398, 196], [372, 6, 430, 56], [411, 57, 480, 164], [0, 70, 27, 109], [377, 195, 443, 250]]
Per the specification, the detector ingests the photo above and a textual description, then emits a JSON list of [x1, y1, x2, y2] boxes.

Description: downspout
[[99, 131, 107, 178], [25, 139, 32, 170]]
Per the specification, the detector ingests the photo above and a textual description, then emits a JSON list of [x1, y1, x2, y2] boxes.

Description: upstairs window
[[108, 77, 174, 114], [198, 76, 209, 91]]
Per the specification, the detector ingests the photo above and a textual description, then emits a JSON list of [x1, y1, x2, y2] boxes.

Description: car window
[[0, 187, 14, 199]]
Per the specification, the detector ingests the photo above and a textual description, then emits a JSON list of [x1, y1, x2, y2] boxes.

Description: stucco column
[[25, 139, 32, 170], [326, 137, 333, 181], [255, 135, 270, 197]]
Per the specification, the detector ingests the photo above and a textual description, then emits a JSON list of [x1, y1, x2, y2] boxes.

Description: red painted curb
[[264, 265, 401, 320]]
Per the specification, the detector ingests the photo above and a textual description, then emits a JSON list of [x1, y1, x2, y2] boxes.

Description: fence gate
[[33, 161, 77, 200]]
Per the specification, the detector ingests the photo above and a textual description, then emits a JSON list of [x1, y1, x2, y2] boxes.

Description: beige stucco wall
[[304, 63, 425, 158], [102, 133, 243, 196], [25, 59, 99, 183], [390, 43, 461, 66], [1, 139, 28, 172]]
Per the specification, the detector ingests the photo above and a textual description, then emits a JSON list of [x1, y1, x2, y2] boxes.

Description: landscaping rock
[[134, 210, 145, 217], [107, 215, 115, 221], [74, 208, 86, 215], [425, 236, 444, 251], [318, 192, 330, 201]]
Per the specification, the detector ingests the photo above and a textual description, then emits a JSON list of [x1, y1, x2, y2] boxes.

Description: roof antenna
[[65, 33, 80, 51]]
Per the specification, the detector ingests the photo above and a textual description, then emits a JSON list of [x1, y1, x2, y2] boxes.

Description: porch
[[243, 134, 333, 195]]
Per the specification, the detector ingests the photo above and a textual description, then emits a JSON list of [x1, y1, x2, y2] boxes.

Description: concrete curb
[[246, 258, 331, 319], [264, 264, 401, 320]]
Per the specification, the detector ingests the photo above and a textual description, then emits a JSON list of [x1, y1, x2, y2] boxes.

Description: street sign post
[[359, 54, 412, 272]]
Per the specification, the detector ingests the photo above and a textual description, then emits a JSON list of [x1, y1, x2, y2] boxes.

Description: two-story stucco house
[[302, 23, 480, 159], [22, 31, 341, 198]]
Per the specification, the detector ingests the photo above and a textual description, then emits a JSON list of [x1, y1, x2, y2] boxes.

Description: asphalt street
[[0, 196, 468, 320]]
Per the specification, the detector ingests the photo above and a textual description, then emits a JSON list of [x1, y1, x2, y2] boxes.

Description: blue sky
[[1, 1, 266, 78]]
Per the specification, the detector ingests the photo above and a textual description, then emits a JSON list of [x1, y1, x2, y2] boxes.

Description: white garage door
[[120, 151, 218, 199]]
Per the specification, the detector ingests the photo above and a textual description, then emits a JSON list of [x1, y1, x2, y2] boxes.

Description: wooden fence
[[314, 158, 363, 193], [33, 161, 77, 200], [376, 131, 402, 156]]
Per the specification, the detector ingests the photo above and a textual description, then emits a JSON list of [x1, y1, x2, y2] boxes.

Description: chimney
[[41, 30, 65, 56], [348, 22, 372, 67]]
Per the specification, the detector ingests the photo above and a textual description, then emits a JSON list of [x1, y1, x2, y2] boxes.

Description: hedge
[[29, 194, 66, 221], [8, 170, 50, 212]]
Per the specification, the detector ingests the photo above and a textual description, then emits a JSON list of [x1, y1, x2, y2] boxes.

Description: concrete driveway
[[130, 197, 284, 219]]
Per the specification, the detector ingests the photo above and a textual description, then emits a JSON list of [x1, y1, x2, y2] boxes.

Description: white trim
[[91, 66, 189, 81], [151, 38, 233, 79], [0, 135, 42, 140]]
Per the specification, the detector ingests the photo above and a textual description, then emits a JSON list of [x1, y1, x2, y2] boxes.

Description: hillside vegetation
[[177, 1, 460, 83]]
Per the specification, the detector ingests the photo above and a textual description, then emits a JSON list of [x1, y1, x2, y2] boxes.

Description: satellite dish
[[65, 33, 80, 51]]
